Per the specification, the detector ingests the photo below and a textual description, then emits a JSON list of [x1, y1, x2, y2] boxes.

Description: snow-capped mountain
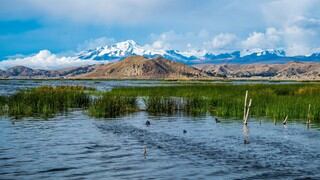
[[78, 40, 166, 60], [77, 40, 320, 64]]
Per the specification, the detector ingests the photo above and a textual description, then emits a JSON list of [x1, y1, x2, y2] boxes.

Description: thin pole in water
[[243, 90, 248, 122], [144, 145, 147, 158], [283, 115, 288, 125], [244, 98, 252, 125], [307, 104, 311, 124]]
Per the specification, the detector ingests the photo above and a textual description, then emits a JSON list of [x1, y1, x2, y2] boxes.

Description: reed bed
[[109, 83, 320, 121], [182, 96, 208, 116], [144, 96, 181, 115], [88, 94, 138, 118], [0, 96, 8, 115], [5, 86, 90, 118], [2, 83, 320, 122]]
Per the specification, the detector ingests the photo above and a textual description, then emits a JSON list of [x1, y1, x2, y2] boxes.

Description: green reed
[[5, 86, 90, 118], [108, 83, 320, 121], [0, 96, 8, 115], [88, 94, 138, 118], [2, 83, 320, 122], [144, 96, 180, 115]]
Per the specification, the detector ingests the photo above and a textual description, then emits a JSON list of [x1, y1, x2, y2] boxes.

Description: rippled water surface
[[1, 80, 320, 179]]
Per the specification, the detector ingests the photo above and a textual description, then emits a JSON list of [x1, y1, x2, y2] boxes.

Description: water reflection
[[242, 125, 250, 144], [1, 112, 320, 179]]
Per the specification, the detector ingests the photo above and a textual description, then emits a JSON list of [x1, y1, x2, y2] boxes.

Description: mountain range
[[77, 40, 320, 64], [1, 56, 320, 80]]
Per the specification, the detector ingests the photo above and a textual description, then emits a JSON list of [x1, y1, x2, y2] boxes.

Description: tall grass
[[0, 96, 8, 115], [182, 96, 208, 116], [6, 86, 90, 118], [88, 94, 138, 118], [144, 96, 180, 115], [108, 83, 320, 121], [2, 83, 320, 122]]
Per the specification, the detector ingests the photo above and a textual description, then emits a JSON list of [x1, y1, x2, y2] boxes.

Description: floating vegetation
[[88, 94, 138, 118], [5, 86, 91, 118]]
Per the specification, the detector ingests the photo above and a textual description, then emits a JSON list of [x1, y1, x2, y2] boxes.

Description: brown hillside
[[76, 56, 209, 79]]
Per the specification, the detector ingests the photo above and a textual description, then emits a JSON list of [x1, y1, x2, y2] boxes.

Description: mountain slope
[[196, 62, 320, 80], [75, 56, 209, 79], [0, 65, 95, 78]]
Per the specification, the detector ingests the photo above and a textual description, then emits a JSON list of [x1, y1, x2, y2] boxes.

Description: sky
[[1, 0, 320, 67]]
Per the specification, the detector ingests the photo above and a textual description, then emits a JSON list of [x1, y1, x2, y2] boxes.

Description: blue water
[[1, 80, 320, 179]]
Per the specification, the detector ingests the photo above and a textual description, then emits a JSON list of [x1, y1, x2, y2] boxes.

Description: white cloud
[[77, 37, 115, 51], [0, 50, 107, 70], [241, 27, 281, 50], [146, 31, 209, 51], [146, 31, 237, 53], [258, 0, 320, 55], [207, 33, 237, 50]]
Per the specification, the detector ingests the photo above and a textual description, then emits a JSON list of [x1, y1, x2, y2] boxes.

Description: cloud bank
[[0, 50, 107, 70], [0, 0, 320, 59]]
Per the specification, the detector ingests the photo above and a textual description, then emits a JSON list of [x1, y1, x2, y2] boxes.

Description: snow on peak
[[240, 48, 285, 57], [179, 49, 208, 58], [78, 40, 167, 60]]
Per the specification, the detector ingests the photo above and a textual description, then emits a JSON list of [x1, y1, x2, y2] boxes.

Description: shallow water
[[1, 80, 320, 179], [1, 111, 320, 179], [0, 79, 305, 95]]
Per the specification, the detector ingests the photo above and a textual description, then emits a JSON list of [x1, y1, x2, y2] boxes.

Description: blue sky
[[1, 0, 320, 59]]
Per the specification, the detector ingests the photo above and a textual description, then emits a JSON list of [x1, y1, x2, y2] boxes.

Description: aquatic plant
[[88, 94, 138, 118], [2, 83, 320, 123], [182, 96, 208, 116], [0, 96, 8, 115], [6, 86, 90, 118], [108, 83, 320, 121], [144, 96, 180, 115]]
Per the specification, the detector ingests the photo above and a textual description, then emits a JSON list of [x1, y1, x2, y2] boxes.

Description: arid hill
[[0, 65, 96, 79], [1, 57, 320, 80], [195, 62, 320, 80], [75, 56, 209, 79]]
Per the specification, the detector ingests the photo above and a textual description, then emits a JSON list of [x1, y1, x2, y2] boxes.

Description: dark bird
[[145, 120, 151, 126], [215, 117, 221, 123], [183, 129, 187, 134]]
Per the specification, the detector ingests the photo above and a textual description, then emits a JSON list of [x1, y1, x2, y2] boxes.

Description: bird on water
[[145, 120, 151, 126]]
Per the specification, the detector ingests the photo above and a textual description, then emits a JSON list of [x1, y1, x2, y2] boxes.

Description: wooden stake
[[144, 145, 147, 157], [243, 90, 248, 121], [244, 98, 252, 125], [283, 115, 288, 125], [307, 104, 311, 124]]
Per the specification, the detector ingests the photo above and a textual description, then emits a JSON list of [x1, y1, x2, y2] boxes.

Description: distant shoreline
[[1, 78, 320, 82]]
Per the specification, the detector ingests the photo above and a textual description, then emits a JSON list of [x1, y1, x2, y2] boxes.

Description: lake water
[[1, 80, 320, 179]]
